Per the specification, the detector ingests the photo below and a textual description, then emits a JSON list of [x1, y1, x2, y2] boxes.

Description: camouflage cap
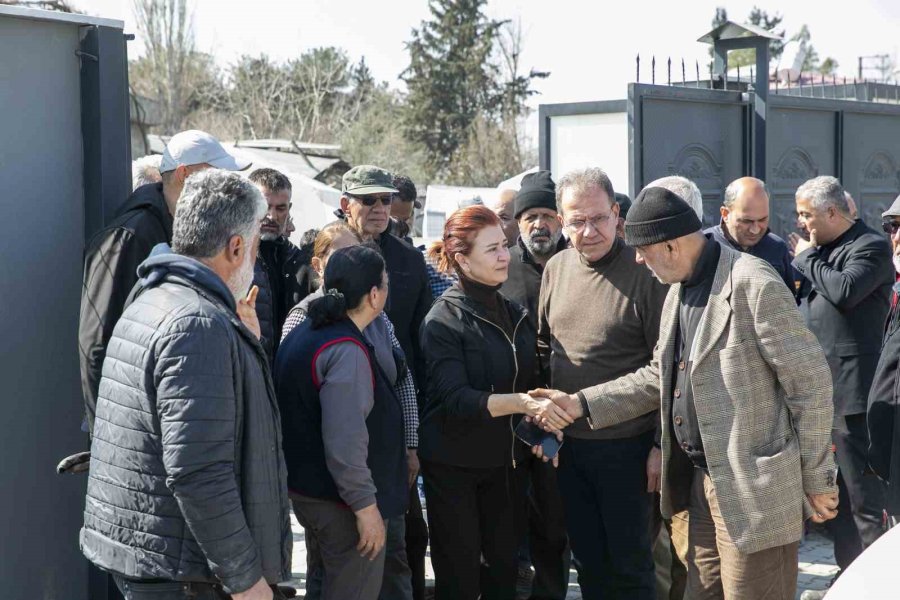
[[342, 165, 398, 195]]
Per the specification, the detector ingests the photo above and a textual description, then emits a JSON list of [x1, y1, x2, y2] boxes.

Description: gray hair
[[132, 154, 162, 190], [172, 169, 266, 259], [723, 177, 770, 208], [647, 176, 704, 221], [796, 176, 849, 213], [556, 167, 616, 214]]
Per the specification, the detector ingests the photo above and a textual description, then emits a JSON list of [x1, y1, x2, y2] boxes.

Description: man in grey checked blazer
[[532, 187, 838, 600]]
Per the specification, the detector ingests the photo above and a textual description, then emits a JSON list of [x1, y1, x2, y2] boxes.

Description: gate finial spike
[[696, 60, 700, 88], [636, 54, 640, 83], [652, 55, 656, 85], [667, 57, 672, 85], [682, 58, 686, 86]]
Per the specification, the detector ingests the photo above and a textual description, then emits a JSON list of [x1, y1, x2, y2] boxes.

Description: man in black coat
[[502, 170, 567, 331], [339, 164, 433, 600], [500, 170, 570, 600], [79, 130, 250, 435], [706, 177, 795, 292], [248, 168, 314, 361], [790, 176, 893, 588], [867, 196, 900, 516]]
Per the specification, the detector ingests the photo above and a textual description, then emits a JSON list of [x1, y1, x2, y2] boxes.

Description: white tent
[[221, 144, 342, 243], [422, 185, 500, 240], [497, 166, 539, 191]]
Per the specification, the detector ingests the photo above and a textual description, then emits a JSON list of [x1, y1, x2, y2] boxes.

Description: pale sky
[[74, 0, 900, 111]]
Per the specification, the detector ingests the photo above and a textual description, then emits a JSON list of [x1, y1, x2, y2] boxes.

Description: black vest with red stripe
[[275, 317, 408, 518]]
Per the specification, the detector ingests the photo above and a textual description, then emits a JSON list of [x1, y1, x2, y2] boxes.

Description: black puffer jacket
[[253, 258, 277, 361], [80, 245, 292, 593], [257, 237, 315, 344], [79, 182, 172, 433], [418, 286, 537, 468]]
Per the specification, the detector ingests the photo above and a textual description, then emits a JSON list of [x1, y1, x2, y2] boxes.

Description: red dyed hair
[[428, 205, 502, 274]]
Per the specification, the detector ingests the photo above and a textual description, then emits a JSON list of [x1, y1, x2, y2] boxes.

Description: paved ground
[[286, 514, 838, 600]]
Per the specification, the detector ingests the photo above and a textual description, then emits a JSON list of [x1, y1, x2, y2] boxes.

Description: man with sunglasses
[[867, 196, 900, 526], [338, 165, 433, 600], [789, 176, 893, 599], [536, 167, 668, 600]]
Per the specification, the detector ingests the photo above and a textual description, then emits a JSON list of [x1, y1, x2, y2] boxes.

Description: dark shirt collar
[[684, 235, 720, 288], [457, 274, 503, 309], [821, 219, 861, 252]]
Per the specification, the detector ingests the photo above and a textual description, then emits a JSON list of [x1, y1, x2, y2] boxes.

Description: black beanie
[[515, 170, 556, 218], [624, 187, 701, 247]]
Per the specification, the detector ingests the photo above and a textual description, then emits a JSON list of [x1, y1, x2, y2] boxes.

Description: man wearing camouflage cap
[[339, 164, 433, 600]]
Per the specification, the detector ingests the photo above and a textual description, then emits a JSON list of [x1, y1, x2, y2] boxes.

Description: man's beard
[[523, 227, 562, 258], [260, 231, 280, 242], [228, 251, 256, 302]]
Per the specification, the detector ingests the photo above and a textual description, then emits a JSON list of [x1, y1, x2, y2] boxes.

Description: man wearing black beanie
[[532, 185, 839, 600], [501, 170, 570, 600]]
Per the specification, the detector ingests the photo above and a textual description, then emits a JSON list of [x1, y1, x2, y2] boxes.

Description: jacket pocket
[[754, 438, 800, 476]]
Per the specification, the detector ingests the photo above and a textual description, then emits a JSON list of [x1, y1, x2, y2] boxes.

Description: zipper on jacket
[[469, 311, 527, 469]]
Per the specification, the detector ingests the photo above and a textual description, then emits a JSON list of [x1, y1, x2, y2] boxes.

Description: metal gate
[[537, 82, 900, 240], [629, 84, 748, 228]]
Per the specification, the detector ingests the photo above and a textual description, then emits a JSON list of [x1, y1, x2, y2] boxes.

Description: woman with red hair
[[418, 205, 573, 600]]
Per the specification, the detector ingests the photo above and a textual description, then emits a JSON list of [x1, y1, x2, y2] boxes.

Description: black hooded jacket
[[418, 286, 537, 468], [78, 182, 172, 434]]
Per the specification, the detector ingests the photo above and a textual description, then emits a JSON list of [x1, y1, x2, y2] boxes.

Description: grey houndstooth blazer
[[581, 244, 837, 554]]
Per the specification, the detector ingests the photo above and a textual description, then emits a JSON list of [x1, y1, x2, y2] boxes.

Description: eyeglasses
[[883, 220, 900, 235], [564, 213, 612, 234], [348, 193, 394, 207]]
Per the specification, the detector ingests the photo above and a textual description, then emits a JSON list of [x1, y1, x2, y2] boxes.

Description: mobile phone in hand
[[514, 419, 563, 460]]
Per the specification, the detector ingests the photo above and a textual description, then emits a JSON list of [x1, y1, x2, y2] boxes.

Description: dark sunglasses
[[883, 220, 900, 235], [349, 193, 394, 207]]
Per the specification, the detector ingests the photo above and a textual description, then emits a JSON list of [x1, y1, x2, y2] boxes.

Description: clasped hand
[[526, 388, 584, 431]]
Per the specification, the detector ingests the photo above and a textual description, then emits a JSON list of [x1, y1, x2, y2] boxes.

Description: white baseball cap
[[158, 130, 251, 173]]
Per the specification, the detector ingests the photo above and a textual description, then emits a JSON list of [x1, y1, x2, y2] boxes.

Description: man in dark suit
[[790, 176, 893, 594]]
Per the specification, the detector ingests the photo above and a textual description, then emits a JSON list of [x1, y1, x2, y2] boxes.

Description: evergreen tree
[[402, 0, 505, 178]]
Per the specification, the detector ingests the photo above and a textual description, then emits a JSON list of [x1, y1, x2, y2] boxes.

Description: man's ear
[[340, 195, 351, 213], [174, 164, 190, 186], [226, 234, 245, 266], [311, 256, 322, 275], [720, 206, 730, 222]]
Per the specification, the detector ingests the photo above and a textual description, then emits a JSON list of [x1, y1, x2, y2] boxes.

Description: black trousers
[[421, 459, 517, 600], [406, 483, 429, 600], [556, 431, 656, 600], [513, 449, 571, 600], [830, 412, 886, 570]]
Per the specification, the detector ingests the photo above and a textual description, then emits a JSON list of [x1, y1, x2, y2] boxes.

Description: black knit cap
[[515, 170, 557, 218], [624, 186, 701, 247]]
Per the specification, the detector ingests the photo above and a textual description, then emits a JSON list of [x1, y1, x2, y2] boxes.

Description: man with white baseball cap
[[79, 130, 250, 436]]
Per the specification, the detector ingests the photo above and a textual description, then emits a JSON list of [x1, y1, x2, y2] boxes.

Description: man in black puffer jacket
[[81, 170, 291, 600]]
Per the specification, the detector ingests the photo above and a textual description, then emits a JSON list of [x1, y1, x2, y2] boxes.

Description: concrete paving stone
[[287, 515, 838, 598]]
